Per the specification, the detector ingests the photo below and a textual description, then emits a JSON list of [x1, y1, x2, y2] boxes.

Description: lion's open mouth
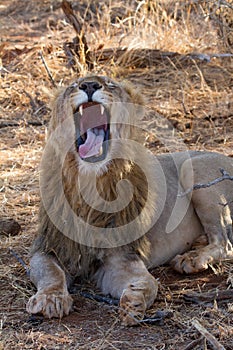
[[74, 102, 110, 163]]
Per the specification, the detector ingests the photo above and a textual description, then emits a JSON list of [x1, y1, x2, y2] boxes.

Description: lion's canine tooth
[[100, 105, 104, 115], [79, 105, 83, 116]]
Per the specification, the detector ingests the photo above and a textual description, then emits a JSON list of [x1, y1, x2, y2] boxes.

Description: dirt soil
[[0, 1, 233, 349]]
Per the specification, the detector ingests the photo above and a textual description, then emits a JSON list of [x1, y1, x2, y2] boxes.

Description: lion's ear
[[121, 81, 145, 120]]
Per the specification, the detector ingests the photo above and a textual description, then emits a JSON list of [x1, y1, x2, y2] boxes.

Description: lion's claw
[[171, 251, 212, 274], [26, 291, 73, 318]]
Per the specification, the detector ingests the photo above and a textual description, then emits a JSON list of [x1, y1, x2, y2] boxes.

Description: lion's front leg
[[26, 252, 73, 318], [95, 253, 158, 326], [119, 277, 158, 326]]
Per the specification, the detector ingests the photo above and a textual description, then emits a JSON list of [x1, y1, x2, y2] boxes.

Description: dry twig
[[76, 290, 172, 325], [61, 0, 93, 71], [181, 336, 204, 350], [9, 248, 30, 277], [192, 319, 226, 350], [0, 120, 45, 128], [79, 291, 119, 306], [39, 51, 56, 87], [179, 168, 233, 197]]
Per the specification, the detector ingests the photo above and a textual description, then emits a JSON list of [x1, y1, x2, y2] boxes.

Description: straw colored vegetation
[[0, 0, 233, 349]]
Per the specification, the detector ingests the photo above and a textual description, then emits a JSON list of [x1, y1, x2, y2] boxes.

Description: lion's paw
[[171, 250, 213, 274], [119, 288, 146, 326], [26, 291, 73, 319]]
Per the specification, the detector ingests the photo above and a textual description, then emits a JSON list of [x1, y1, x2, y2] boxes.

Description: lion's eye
[[70, 82, 78, 89], [106, 82, 117, 89]]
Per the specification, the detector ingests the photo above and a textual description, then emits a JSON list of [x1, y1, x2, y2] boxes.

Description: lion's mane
[[31, 77, 159, 279]]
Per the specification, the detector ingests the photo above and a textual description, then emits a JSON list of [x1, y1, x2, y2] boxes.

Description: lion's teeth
[[94, 147, 103, 158], [99, 129, 105, 137], [100, 105, 104, 115], [79, 105, 83, 116], [93, 128, 98, 135]]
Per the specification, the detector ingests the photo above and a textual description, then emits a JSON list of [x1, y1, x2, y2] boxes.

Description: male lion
[[27, 75, 233, 326]]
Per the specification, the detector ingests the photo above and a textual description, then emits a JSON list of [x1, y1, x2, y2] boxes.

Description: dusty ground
[[0, 0, 233, 349]]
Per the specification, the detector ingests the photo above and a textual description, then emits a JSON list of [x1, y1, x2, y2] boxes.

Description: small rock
[[0, 219, 21, 236]]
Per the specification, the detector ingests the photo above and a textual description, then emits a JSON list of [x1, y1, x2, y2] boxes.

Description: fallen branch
[[79, 290, 119, 306], [95, 48, 179, 68], [75, 289, 172, 325], [94, 48, 232, 68], [179, 168, 233, 197], [192, 319, 226, 350], [184, 289, 233, 305]]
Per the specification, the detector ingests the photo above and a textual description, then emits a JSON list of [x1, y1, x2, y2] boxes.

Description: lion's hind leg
[[95, 252, 158, 326], [172, 156, 233, 274], [27, 252, 73, 318]]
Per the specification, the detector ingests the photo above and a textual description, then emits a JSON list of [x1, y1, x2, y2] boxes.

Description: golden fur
[[32, 76, 156, 272], [27, 76, 233, 325]]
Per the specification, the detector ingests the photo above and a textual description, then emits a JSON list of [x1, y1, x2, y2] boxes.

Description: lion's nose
[[79, 81, 102, 101]]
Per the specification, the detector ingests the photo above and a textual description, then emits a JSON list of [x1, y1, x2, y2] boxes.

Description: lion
[[27, 75, 233, 326]]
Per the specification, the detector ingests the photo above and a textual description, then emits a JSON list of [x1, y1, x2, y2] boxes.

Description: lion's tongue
[[79, 129, 104, 159]]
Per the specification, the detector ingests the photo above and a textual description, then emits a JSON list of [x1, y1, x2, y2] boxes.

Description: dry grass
[[1, 0, 233, 349]]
